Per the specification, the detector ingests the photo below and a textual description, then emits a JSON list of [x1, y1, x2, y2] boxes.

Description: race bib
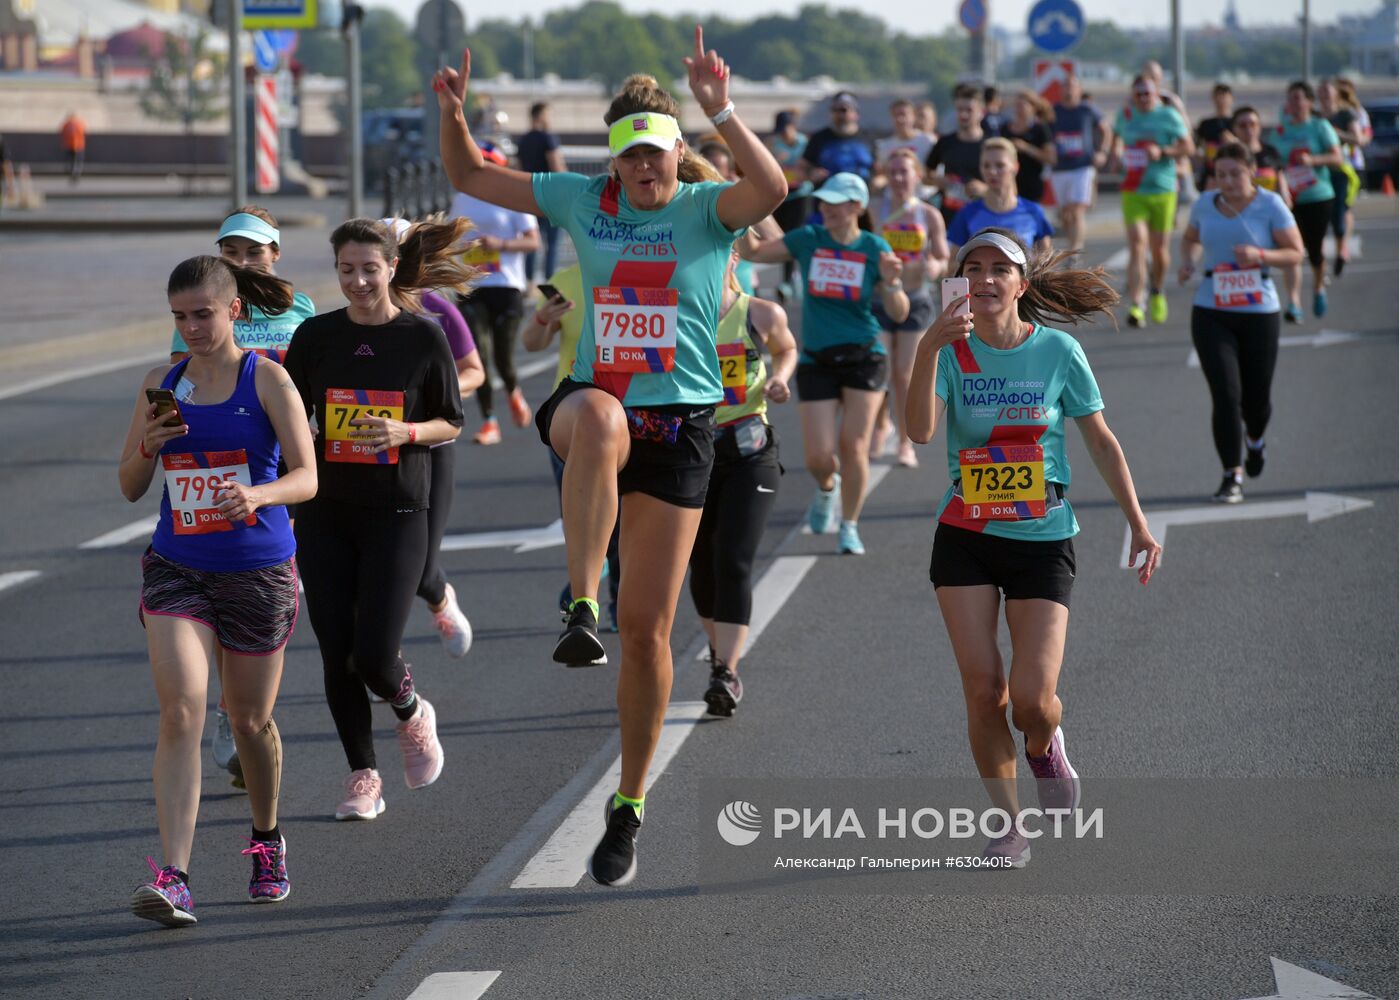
[[593, 287, 679, 373], [1285, 164, 1317, 195], [782, 165, 801, 185], [1212, 263, 1265, 309], [462, 244, 501, 274], [163, 450, 256, 535], [1122, 146, 1150, 192], [942, 176, 967, 210], [882, 223, 927, 262], [324, 388, 405, 464], [808, 248, 867, 300], [717, 341, 747, 405], [958, 445, 1047, 521], [1058, 132, 1085, 157]]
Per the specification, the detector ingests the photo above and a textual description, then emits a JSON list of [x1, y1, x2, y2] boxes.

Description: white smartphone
[[942, 276, 970, 316]]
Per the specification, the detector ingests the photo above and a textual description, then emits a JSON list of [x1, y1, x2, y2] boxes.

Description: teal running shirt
[[171, 291, 316, 364], [934, 325, 1103, 540], [783, 225, 892, 360], [1113, 105, 1188, 195], [532, 173, 741, 407], [1273, 117, 1341, 205]]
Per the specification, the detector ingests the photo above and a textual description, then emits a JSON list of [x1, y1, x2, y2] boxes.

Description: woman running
[[1318, 79, 1366, 279], [170, 206, 316, 786], [689, 254, 796, 717], [906, 228, 1162, 868], [870, 149, 949, 468], [1178, 143, 1303, 503], [1002, 90, 1057, 205], [745, 171, 908, 556], [1274, 81, 1342, 319], [282, 218, 473, 821], [436, 27, 786, 885], [122, 256, 315, 925], [946, 139, 1055, 259]]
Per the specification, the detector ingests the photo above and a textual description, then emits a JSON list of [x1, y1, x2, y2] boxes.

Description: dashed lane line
[[0, 571, 42, 596], [405, 972, 501, 1000]]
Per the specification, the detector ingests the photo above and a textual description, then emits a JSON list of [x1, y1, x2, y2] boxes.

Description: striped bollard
[[255, 73, 280, 195]]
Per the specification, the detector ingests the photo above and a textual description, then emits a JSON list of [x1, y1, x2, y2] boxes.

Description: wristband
[[138, 440, 155, 460], [533, 313, 551, 327], [885, 278, 903, 290], [407, 423, 418, 445], [708, 101, 735, 127]]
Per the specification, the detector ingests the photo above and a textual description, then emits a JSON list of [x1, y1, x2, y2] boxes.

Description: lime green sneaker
[[1126, 305, 1146, 329], [1149, 292, 1168, 324]]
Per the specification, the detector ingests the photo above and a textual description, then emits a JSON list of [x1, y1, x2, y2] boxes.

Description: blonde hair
[[981, 137, 1017, 159]]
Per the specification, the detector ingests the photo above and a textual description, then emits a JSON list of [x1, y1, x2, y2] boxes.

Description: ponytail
[[957, 227, 1119, 327], [166, 255, 293, 319], [331, 216, 479, 314]]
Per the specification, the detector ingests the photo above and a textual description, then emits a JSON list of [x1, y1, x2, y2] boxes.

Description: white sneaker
[[431, 583, 473, 658], [212, 707, 239, 772]]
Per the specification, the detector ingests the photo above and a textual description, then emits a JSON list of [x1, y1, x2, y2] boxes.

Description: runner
[[1002, 90, 1056, 205], [450, 146, 540, 444], [1273, 81, 1342, 319], [1110, 74, 1193, 328], [435, 27, 786, 885], [876, 98, 935, 177], [282, 217, 472, 821], [122, 256, 315, 925], [1319, 78, 1366, 279], [1195, 83, 1237, 192], [1049, 74, 1108, 252], [688, 255, 796, 716], [1177, 143, 1303, 503], [802, 91, 876, 185], [169, 206, 316, 790], [946, 139, 1055, 258], [767, 109, 812, 300], [870, 148, 949, 468], [744, 172, 909, 555], [925, 84, 988, 229], [905, 228, 1162, 867], [981, 86, 1006, 137], [914, 100, 938, 140]]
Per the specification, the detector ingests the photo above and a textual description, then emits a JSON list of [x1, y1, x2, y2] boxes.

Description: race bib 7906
[[1212, 263, 1264, 309]]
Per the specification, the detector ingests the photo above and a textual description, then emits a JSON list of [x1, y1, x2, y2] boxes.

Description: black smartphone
[[537, 283, 563, 303], [145, 387, 184, 426]]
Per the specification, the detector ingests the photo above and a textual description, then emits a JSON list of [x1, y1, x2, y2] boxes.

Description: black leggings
[[1292, 198, 1334, 269], [458, 286, 523, 419], [417, 443, 456, 607], [1190, 307, 1280, 470], [295, 497, 429, 771], [689, 438, 781, 626]]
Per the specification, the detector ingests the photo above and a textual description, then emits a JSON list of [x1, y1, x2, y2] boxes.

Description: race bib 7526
[[808, 248, 867, 300]]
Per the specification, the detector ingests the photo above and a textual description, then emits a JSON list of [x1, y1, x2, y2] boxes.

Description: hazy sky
[[371, 0, 1373, 33]]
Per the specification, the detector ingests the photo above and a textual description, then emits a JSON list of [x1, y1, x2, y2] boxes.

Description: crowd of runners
[[117, 35, 1371, 921]]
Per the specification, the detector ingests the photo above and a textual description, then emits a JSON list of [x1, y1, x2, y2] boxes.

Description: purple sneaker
[[983, 830, 1031, 868], [242, 837, 290, 903], [131, 857, 196, 927], [1026, 726, 1082, 813]]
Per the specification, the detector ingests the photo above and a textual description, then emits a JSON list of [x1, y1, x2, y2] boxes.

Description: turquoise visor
[[217, 212, 280, 245]]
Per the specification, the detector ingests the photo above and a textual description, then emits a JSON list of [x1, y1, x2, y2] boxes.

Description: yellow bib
[[714, 295, 767, 426]]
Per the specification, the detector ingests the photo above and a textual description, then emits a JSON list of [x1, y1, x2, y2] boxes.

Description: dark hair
[[956, 228, 1119, 327], [603, 74, 718, 183], [1214, 141, 1254, 167], [529, 101, 548, 120], [1288, 80, 1315, 102], [983, 86, 999, 103], [953, 84, 982, 103], [167, 255, 293, 319], [330, 217, 478, 314], [1212, 83, 1233, 97], [221, 204, 281, 251], [1230, 105, 1260, 127]]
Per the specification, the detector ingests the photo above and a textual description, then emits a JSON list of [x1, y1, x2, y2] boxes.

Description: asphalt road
[[1, 205, 1397, 1000]]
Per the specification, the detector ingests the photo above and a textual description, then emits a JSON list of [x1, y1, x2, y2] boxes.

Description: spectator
[[802, 91, 876, 185], [982, 86, 1006, 136], [60, 111, 86, 184], [517, 101, 567, 284]]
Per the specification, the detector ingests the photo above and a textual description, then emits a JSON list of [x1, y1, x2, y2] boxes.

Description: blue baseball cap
[[217, 212, 279, 245], [811, 172, 869, 208]]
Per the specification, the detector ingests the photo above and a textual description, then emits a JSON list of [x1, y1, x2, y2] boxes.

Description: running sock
[[1246, 437, 1265, 450], [1226, 470, 1242, 483], [391, 691, 419, 722], [612, 791, 644, 818], [569, 597, 599, 619], [231, 717, 282, 834], [840, 519, 858, 529], [252, 825, 282, 843]]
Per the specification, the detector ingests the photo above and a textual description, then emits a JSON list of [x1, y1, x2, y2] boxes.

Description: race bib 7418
[[324, 388, 404, 464]]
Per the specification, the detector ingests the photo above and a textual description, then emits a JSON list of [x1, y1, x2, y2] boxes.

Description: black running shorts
[[929, 522, 1076, 608], [140, 548, 299, 654], [536, 378, 717, 509], [795, 351, 889, 401]]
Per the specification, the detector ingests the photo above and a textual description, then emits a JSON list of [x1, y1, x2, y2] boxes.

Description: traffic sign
[[1033, 59, 1077, 104], [959, 0, 986, 34], [268, 29, 298, 55], [252, 30, 279, 73], [243, 0, 316, 30], [1027, 0, 1084, 53]]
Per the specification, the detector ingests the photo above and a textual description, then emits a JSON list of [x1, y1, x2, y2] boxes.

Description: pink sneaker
[[397, 697, 444, 789], [1026, 726, 1082, 814], [334, 768, 385, 821]]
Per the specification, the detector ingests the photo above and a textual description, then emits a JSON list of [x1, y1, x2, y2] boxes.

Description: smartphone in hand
[[145, 387, 184, 427], [941, 277, 971, 316], [537, 283, 563, 303]]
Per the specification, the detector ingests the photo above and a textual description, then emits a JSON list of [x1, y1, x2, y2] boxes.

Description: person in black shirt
[[1196, 83, 1238, 191], [282, 217, 472, 822], [802, 91, 876, 185], [516, 102, 567, 282], [926, 84, 988, 228], [1230, 106, 1291, 206], [1003, 89, 1057, 203]]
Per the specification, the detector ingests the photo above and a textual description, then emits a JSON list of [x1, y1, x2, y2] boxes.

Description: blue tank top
[[150, 352, 295, 572]]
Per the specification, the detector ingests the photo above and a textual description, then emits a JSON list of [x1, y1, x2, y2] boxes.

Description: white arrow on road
[[79, 515, 159, 549], [1120, 492, 1373, 568], [439, 518, 564, 554], [1239, 956, 1381, 999], [1187, 330, 1364, 368]]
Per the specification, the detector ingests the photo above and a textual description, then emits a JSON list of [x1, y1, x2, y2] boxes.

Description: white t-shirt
[[449, 191, 538, 291], [876, 132, 935, 167]]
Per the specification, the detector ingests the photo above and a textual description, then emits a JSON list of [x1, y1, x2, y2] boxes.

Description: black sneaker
[[1244, 444, 1265, 478], [553, 600, 607, 667], [704, 657, 744, 718], [1211, 475, 1243, 504], [586, 797, 641, 886]]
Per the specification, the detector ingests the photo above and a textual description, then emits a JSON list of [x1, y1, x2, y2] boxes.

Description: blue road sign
[[268, 29, 298, 54], [252, 30, 279, 72], [1027, 0, 1084, 53], [959, 0, 986, 33]]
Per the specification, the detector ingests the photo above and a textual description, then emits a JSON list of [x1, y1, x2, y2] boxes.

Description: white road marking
[[79, 516, 159, 550], [0, 570, 42, 595], [0, 353, 164, 403], [798, 464, 891, 535], [1120, 492, 1374, 569], [405, 972, 501, 1000], [1238, 956, 1378, 1000], [1100, 247, 1129, 272], [439, 518, 564, 554], [694, 555, 817, 660], [488, 355, 556, 390], [1322, 233, 1362, 259], [510, 701, 708, 889], [1186, 329, 1364, 368]]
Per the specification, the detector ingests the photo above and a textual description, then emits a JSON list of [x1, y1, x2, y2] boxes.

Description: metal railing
[[381, 159, 454, 220]]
